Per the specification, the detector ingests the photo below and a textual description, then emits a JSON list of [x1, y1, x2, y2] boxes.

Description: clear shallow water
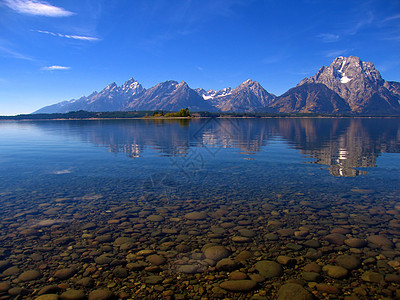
[[0, 118, 399, 299]]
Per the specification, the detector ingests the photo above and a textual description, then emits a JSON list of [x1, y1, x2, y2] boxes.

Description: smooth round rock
[[184, 212, 207, 220], [344, 238, 367, 248], [335, 255, 361, 270], [113, 267, 128, 278], [277, 283, 314, 300], [204, 246, 229, 261], [302, 272, 322, 282], [255, 260, 283, 279], [88, 288, 115, 300], [36, 295, 59, 300], [0, 281, 10, 292], [146, 215, 164, 222], [361, 271, 384, 283], [60, 289, 85, 300], [177, 265, 199, 274], [323, 265, 348, 279], [325, 233, 346, 245], [18, 270, 41, 282], [54, 268, 75, 280], [113, 237, 135, 246], [215, 258, 242, 271], [367, 235, 394, 248], [146, 254, 166, 266], [219, 280, 257, 292]]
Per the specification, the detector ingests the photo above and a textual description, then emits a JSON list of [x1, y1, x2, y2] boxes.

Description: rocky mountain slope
[[34, 56, 400, 115], [296, 56, 400, 114]]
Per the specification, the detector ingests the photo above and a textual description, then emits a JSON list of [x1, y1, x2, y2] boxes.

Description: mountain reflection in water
[[24, 117, 400, 177]]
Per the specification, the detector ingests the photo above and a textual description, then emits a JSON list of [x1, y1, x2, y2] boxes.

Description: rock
[[325, 233, 346, 245], [238, 229, 256, 237], [303, 263, 321, 273], [303, 240, 321, 248], [0, 281, 10, 292], [265, 233, 279, 241], [184, 212, 207, 220], [344, 238, 367, 248], [88, 288, 115, 300], [203, 246, 229, 261], [232, 236, 251, 242], [95, 255, 112, 265], [219, 280, 257, 292], [146, 215, 164, 222], [113, 267, 128, 278], [146, 254, 166, 266], [302, 272, 322, 282], [229, 271, 247, 280], [36, 295, 59, 300], [335, 255, 361, 270], [18, 270, 41, 282], [255, 260, 283, 279], [385, 274, 400, 283], [0, 260, 11, 272], [177, 265, 199, 274], [367, 235, 394, 248], [175, 244, 190, 253], [136, 249, 155, 256], [322, 265, 348, 279], [235, 250, 253, 261], [277, 256, 297, 266], [76, 277, 94, 287], [8, 287, 28, 296], [277, 283, 314, 300], [277, 228, 295, 236], [37, 285, 61, 295], [2, 266, 20, 276], [316, 284, 339, 294], [215, 258, 242, 271], [95, 235, 113, 243], [113, 237, 135, 246], [144, 276, 163, 284], [361, 271, 384, 283], [60, 289, 85, 300], [54, 268, 75, 280]]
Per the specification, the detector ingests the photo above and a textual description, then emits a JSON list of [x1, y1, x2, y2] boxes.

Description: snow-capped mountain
[[297, 56, 400, 114], [33, 56, 400, 115], [35, 78, 145, 113], [195, 80, 275, 112]]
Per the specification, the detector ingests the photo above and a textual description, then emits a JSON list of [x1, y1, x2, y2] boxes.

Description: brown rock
[[219, 280, 257, 291]]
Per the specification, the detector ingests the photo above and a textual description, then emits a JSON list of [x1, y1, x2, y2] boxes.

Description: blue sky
[[0, 0, 399, 115]]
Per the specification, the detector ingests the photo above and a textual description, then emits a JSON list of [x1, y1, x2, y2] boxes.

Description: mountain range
[[34, 56, 400, 115]]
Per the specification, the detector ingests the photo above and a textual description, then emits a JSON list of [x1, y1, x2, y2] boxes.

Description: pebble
[[367, 235, 394, 248], [361, 271, 384, 283], [146, 215, 164, 222], [316, 284, 340, 294], [0, 281, 10, 292], [325, 233, 346, 245], [215, 258, 242, 271], [54, 268, 75, 280], [255, 260, 283, 279], [146, 254, 166, 265], [203, 246, 229, 261], [335, 255, 361, 270], [184, 212, 207, 220], [176, 265, 199, 274], [322, 265, 348, 279], [302, 272, 322, 282], [277, 283, 314, 300], [88, 288, 115, 300], [60, 289, 85, 300], [18, 269, 41, 282], [219, 280, 257, 292], [36, 295, 60, 300], [344, 238, 367, 248]]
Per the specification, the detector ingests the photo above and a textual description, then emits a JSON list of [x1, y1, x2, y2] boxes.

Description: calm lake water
[[0, 117, 399, 299]]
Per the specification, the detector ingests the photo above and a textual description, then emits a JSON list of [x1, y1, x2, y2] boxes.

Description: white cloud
[[42, 65, 71, 71], [317, 33, 340, 43], [4, 0, 74, 17], [36, 30, 100, 42]]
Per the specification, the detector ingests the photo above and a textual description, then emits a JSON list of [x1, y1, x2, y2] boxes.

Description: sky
[[0, 0, 399, 115]]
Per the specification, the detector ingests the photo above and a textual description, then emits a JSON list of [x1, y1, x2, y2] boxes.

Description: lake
[[0, 117, 399, 299]]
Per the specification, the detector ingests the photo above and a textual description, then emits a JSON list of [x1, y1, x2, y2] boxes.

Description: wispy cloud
[[345, 12, 374, 35], [382, 14, 400, 23], [317, 33, 340, 43], [4, 0, 74, 17], [42, 65, 71, 71], [324, 49, 349, 58], [0, 44, 35, 61], [36, 30, 100, 42]]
